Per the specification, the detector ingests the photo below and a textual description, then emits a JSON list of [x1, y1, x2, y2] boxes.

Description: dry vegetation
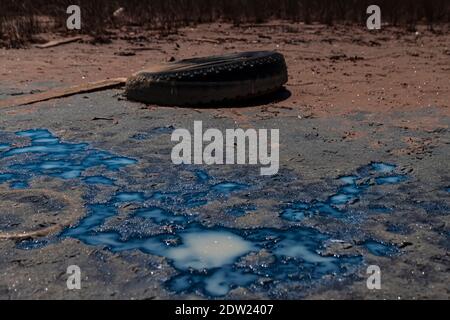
[[1, 0, 449, 48]]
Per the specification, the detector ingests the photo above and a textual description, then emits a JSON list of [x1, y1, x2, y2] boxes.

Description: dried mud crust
[[0, 189, 85, 240], [125, 51, 288, 106]]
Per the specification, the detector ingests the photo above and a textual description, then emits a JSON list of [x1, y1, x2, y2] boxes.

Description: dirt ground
[[2, 23, 450, 116], [0, 22, 449, 300]]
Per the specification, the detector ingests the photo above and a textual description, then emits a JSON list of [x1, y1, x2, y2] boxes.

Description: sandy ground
[[0, 22, 449, 300]]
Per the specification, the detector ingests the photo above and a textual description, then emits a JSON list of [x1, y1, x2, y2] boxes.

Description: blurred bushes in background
[[1, 0, 449, 47]]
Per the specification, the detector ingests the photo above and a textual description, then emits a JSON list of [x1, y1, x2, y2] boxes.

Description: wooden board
[[0, 78, 127, 109], [35, 36, 83, 48]]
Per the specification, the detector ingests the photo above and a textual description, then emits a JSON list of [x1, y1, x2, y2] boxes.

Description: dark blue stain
[[135, 207, 187, 224], [419, 201, 450, 214], [341, 185, 362, 194], [356, 162, 396, 178], [114, 192, 146, 203], [281, 200, 349, 221], [9, 181, 29, 189], [281, 201, 345, 221], [371, 162, 396, 174], [212, 182, 249, 194], [240, 227, 362, 282], [63, 204, 118, 237], [339, 175, 358, 185], [375, 176, 407, 185], [445, 187, 450, 193], [329, 193, 358, 205], [100, 157, 137, 169], [0, 173, 17, 183], [0, 129, 137, 189], [131, 126, 175, 140], [386, 224, 411, 235], [16, 238, 50, 250], [149, 191, 171, 201], [280, 162, 406, 222], [83, 176, 115, 186], [0, 129, 411, 297], [363, 240, 399, 257], [195, 170, 210, 183], [15, 129, 53, 139], [357, 162, 396, 176], [151, 126, 175, 134], [131, 133, 148, 141], [67, 221, 361, 297], [167, 269, 258, 297], [281, 202, 314, 221], [314, 203, 343, 217], [226, 204, 256, 217], [4, 142, 88, 156], [183, 192, 208, 208]]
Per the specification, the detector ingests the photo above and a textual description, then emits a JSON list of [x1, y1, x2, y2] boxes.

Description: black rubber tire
[[125, 51, 288, 106]]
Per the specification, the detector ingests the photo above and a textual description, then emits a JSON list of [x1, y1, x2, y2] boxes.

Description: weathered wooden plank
[[0, 78, 127, 109], [35, 36, 83, 48]]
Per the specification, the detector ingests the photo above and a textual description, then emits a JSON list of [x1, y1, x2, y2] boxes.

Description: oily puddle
[[280, 162, 408, 222], [0, 128, 409, 297]]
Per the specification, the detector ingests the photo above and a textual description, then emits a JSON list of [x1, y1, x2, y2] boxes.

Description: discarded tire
[[125, 51, 288, 106]]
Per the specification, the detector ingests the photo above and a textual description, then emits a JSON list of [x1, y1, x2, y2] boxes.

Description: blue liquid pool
[[363, 240, 398, 257], [371, 162, 396, 174], [212, 182, 249, 194], [375, 176, 407, 185], [135, 207, 187, 224], [83, 176, 115, 186], [0, 128, 409, 297], [114, 192, 146, 203], [279, 162, 406, 222], [0, 129, 137, 186], [225, 204, 257, 217]]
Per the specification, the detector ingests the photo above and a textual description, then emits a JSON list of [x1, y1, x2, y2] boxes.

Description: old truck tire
[[125, 51, 288, 106]]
